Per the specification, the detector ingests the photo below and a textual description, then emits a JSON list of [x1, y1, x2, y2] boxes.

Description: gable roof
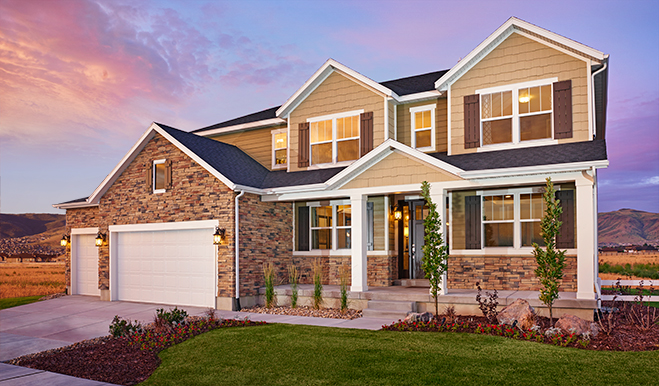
[[435, 16, 607, 92], [380, 70, 448, 96]]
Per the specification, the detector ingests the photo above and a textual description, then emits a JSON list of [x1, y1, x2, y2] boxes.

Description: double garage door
[[73, 223, 216, 308]]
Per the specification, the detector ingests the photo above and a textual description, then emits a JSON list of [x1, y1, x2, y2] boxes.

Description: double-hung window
[[478, 78, 557, 147], [309, 202, 352, 250], [309, 110, 361, 166], [271, 129, 287, 169], [520, 193, 546, 247], [482, 194, 514, 247], [410, 104, 435, 151]]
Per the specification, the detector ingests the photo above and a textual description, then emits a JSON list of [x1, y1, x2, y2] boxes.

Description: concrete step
[[361, 308, 411, 320], [394, 279, 430, 287], [367, 300, 416, 312]]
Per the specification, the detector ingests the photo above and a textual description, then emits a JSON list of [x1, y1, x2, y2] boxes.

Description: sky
[[0, 0, 658, 214]]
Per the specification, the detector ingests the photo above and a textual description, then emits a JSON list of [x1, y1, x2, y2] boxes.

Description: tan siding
[[368, 196, 385, 251], [340, 151, 462, 190], [388, 101, 395, 140], [436, 97, 448, 153], [450, 32, 590, 155], [208, 125, 286, 170], [289, 71, 385, 171]]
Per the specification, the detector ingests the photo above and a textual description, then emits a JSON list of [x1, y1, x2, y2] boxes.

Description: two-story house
[[55, 17, 609, 318]]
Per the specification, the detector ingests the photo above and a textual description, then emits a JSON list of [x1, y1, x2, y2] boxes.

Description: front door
[[398, 199, 428, 280]]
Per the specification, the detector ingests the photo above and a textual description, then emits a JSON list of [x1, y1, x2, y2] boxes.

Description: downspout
[[592, 166, 601, 308], [234, 190, 245, 310], [591, 60, 608, 139]]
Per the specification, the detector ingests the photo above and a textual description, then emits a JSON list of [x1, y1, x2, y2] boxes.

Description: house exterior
[[54, 17, 609, 315]]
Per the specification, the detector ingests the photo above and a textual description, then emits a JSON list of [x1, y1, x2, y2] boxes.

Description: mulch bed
[[242, 305, 362, 319]]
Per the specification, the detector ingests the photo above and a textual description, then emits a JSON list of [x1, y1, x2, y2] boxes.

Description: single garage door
[[73, 234, 99, 296], [115, 228, 215, 307]]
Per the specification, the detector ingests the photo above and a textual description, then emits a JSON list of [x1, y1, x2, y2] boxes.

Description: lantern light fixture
[[95, 232, 106, 247], [393, 205, 402, 221], [213, 227, 226, 245], [60, 234, 70, 247]]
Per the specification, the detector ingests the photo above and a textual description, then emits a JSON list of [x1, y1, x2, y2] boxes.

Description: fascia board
[[276, 59, 397, 118], [195, 118, 286, 137], [435, 17, 605, 92], [459, 160, 609, 179], [233, 184, 266, 195], [396, 90, 442, 103], [52, 201, 99, 209], [264, 183, 327, 195], [87, 126, 157, 204], [154, 124, 237, 191]]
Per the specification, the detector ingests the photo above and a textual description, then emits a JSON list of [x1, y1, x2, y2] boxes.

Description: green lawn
[[142, 324, 659, 386], [0, 295, 42, 310]]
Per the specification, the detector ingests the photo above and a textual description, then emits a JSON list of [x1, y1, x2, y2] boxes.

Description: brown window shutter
[[465, 195, 481, 249], [360, 111, 373, 157], [298, 122, 309, 168], [297, 206, 310, 251], [556, 190, 575, 248], [146, 162, 152, 192], [464, 94, 480, 149], [553, 80, 573, 139], [165, 160, 173, 189]]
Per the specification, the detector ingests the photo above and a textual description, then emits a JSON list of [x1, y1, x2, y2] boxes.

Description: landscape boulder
[[404, 312, 433, 323], [555, 314, 600, 336], [496, 299, 536, 330]]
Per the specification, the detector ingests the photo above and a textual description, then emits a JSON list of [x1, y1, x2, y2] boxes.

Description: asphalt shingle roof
[[379, 70, 449, 96], [193, 106, 281, 133]]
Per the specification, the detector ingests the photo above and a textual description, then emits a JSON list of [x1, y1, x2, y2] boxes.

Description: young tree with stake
[[420, 181, 449, 317]]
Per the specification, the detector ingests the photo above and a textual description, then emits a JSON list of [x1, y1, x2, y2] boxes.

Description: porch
[[259, 284, 597, 321]]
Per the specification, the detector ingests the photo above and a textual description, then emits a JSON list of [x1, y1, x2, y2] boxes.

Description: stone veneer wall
[[447, 255, 577, 292], [291, 254, 397, 287], [237, 193, 293, 297]]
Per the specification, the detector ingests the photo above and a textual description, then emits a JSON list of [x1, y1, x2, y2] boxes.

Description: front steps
[[362, 299, 416, 320], [393, 279, 430, 287]]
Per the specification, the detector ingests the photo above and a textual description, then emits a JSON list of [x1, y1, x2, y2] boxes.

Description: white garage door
[[73, 234, 99, 296], [115, 228, 215, 307]]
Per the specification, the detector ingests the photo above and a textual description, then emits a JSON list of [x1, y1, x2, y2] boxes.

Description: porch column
[[350, 193, 368, 292], [576, 178, 596, 300], [429, 184, 447, 295]]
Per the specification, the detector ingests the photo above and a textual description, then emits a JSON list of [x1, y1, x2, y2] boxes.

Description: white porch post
[[576, 178, 596, 300], [430, 184, 447, 295], [350, 193, 368, 292]]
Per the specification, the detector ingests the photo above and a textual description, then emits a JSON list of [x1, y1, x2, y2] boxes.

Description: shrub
[[288, 264, 300, 308], [339, 265, 350, 313], [312, 258, 323, 309], [109, 315, 143, 338], [475, 282, 499, 324], [154, 307, 188, 333], [263, 262, 277, 308]]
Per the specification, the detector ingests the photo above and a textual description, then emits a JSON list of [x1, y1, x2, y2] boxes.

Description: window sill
[[414, 146, 435, 153], [307, 160, 355, 170], [272, 165, 287, 170], [153, 189, 166, 194], [476, 139, 558, 153], [449, 248, 578, 256]]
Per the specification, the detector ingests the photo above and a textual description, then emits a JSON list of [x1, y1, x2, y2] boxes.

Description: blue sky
[[0, 0, 657, 213]]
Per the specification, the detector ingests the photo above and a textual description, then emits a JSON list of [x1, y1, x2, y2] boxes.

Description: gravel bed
[[242, 305, 363, 319]]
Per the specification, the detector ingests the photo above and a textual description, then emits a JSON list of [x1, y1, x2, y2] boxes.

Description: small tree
[[420, 181, 450, 317], [533, 177, 566, 326]]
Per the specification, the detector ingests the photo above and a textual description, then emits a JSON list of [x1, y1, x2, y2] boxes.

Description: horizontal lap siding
[[289, 71, 384, 172], [209, 125, 283, 169], [450, 32, 589, 155]]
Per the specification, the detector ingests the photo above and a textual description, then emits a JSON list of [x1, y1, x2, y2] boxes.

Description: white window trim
[[307, 109, 363, 166], [409, 104, 436, 152], [153, 159, 166, 194], [271, 128, 287, 170], [307, 200, 351, 251], [476, 77, 558, 150]]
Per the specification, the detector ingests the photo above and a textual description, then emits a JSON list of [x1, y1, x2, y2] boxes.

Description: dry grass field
[[0, 262, 65, 299], [599, 252, 659, 265]]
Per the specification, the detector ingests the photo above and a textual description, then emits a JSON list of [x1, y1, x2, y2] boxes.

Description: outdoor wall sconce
[[60, 234, 70, 247], [213, 227, 226, 245], [95, 232, 106, 247], [393, 205, 402, 221]]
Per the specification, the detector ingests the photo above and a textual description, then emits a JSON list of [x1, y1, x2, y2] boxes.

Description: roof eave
[[459, 159, 609, 179], [195, 118, 287, 137]]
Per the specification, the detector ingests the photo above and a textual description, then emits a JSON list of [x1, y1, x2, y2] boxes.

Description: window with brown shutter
[[556, 190, 575, 248], [553, 80, 573, 139], [297, 206, 310, 251], [465, 195, 482, 249], [146, 162, 153, 192], [360, 111, 373, 156], [298, 122, 310, 168], [464, 94, 480, 148], [164, 160, 173, 189]]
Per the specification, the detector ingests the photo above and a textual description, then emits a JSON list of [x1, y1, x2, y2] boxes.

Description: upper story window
[[478, 78, 556, 147], [153, 159, 167, 193], [410, 104, 436, 151], [271, 129, 287, 169], [308, 110, 362, 166]]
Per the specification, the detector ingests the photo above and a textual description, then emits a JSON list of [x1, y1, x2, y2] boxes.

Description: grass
[[142, 324, 659, 386], [599, 262, 659, 280], [0, 295, 43, 310], [0, 262, 65, 299]]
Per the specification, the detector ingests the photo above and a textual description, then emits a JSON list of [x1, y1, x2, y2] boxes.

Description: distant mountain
[[598, 209, 659, 246], [0, 213, 65, 239]]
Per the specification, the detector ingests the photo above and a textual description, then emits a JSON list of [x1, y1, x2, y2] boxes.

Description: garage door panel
[[116, 227, 215, 307], [74, 234, 99, 296]]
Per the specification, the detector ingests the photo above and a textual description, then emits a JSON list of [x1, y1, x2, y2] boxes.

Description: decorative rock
[[404, 312, 433, 323], [496, 299, 536, 330], [555, 314, 600, 336]]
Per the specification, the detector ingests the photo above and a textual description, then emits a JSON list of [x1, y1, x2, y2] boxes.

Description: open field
[[143, 324, 659, 386], [0, 262, 65, 299], [599, 252, 659, 265]]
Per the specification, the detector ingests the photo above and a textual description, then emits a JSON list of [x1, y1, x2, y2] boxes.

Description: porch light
[[213, 227, 226, 245], [393, 205, 402, 221], [60, 234, 70, 247], [95, 232, 106, 247]]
